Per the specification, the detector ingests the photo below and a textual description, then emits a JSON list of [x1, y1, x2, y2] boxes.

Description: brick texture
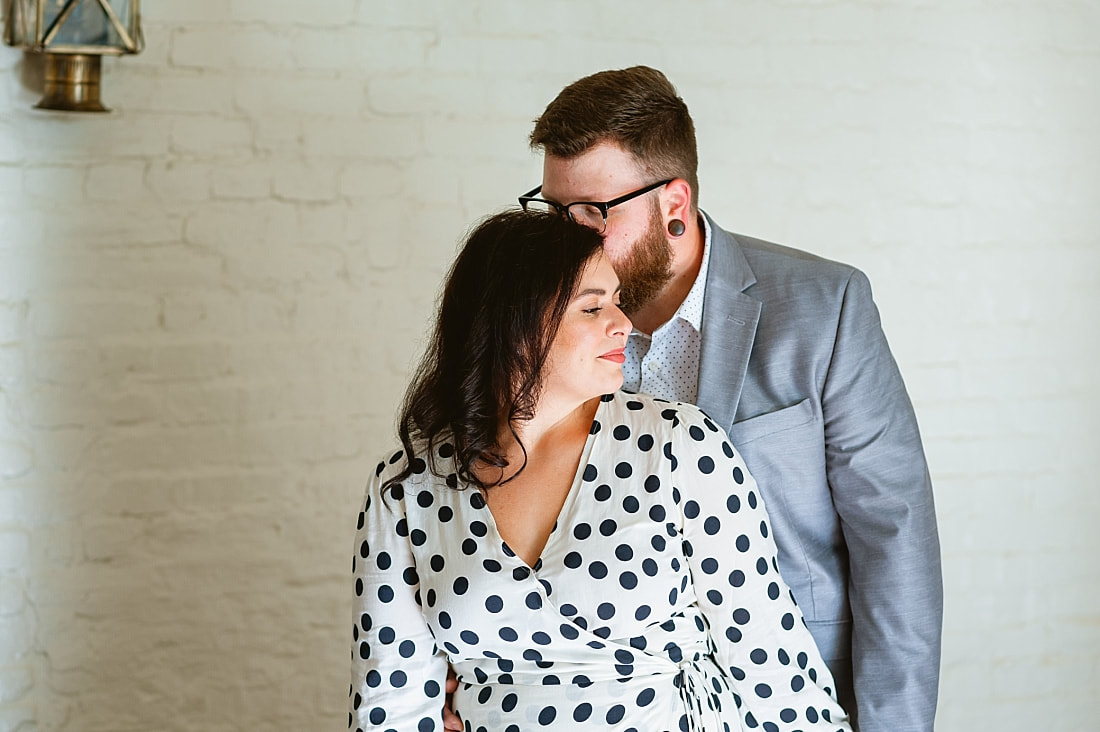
[[1, 1, 1099, 730]]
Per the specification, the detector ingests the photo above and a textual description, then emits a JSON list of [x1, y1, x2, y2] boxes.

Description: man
[[518, 66, 942, 731]]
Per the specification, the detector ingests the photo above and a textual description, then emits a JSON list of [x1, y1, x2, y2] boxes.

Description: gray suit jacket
[[694, 214, 942, 732]]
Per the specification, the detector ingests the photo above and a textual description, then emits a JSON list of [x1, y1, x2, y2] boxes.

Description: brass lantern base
[[36, 53, 109, 113]]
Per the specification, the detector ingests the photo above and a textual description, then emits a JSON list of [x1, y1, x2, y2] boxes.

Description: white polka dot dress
[[349, 392, 850, 732]]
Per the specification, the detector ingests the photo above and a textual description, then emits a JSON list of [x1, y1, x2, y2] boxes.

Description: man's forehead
[[541, 146, 645, 201]]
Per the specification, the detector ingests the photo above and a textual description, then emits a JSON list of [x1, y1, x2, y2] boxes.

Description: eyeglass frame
[[517, 178, 674, 231]]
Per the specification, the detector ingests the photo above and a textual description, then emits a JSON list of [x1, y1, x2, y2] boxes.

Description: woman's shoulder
[[603, 391, 722, 434], [367, 438, 459, 496]]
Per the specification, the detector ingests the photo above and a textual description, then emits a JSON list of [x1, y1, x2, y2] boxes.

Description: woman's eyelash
[[582, 307, 602, 315]]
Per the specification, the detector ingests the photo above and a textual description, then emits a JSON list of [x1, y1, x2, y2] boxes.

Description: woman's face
[[541, 252, 632, 405]]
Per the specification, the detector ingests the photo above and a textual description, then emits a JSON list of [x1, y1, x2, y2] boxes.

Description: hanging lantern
[[3, 0, 143, 112]]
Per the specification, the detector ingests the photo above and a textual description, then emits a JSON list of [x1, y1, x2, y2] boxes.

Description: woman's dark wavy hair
[[385, 209, 605, 492]]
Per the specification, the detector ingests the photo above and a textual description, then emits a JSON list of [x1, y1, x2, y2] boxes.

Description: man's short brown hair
[[530, 66, 699, 210]]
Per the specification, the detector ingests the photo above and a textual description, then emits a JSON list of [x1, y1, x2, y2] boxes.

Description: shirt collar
[[675, 213, 712, 332]]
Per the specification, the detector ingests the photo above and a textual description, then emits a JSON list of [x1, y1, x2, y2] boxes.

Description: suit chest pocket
[[728, 398, 814, 446]]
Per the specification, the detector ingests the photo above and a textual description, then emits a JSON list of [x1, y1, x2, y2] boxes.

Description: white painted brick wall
[[1, 1, 1098, 730]]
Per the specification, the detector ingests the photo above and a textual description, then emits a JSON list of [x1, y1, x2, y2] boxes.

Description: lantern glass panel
[[45, 0, 132, 49]]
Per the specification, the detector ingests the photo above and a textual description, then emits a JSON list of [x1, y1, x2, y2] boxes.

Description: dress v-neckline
[[475, 397, 606, 572]]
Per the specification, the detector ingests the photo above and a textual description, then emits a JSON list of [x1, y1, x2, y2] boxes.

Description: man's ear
[[661, 178, 693, 225]]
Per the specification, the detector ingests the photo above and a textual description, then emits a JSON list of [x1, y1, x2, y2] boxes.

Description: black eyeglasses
[[518, 179, 673, 233]]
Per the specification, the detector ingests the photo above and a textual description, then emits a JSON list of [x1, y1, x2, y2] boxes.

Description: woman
[[349, 210, 850, 732]]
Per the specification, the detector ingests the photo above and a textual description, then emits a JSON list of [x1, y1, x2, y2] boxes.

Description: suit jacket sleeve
[[821, 269, 943, 732]]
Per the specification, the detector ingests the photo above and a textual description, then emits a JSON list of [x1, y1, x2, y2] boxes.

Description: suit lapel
[[696, 214, 760, 431]]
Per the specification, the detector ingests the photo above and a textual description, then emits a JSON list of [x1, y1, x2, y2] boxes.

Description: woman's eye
[[582, 307, 602, 315]]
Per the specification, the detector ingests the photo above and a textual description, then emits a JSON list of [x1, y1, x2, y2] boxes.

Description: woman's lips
[[599, 349, 626, 364]]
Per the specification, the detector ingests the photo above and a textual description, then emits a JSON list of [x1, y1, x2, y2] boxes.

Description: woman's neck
[[496, 394, 600, 470]]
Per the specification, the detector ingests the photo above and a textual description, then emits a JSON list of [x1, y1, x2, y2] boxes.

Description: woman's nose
[[610, 308, 631, 337]]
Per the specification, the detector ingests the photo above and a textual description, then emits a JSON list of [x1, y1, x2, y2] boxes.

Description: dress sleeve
[[348, 455, 449, 731], [671, 405, 852, 732]]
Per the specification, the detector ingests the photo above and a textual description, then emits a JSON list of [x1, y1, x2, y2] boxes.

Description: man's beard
[[615, 201, 674, 316]]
